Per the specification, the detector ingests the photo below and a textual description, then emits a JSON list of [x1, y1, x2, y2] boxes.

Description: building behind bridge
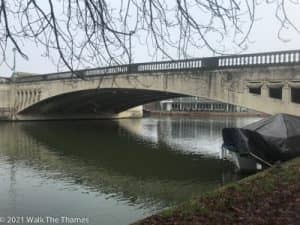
[[144, 97, 261, 115]]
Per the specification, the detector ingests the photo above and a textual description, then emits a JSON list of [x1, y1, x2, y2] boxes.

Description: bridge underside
[[18, 89, 183, 120]]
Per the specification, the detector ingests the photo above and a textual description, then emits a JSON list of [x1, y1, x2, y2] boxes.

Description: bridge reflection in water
[[0, 116, 260, 225]]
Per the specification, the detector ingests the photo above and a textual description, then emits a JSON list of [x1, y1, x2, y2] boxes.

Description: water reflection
[[0, 116, 261, 225], [119, 116, 260, 156]]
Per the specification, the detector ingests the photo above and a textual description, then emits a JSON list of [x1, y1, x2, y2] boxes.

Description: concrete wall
[[0, 83, 11, 120], [3, 64, 300, 120]]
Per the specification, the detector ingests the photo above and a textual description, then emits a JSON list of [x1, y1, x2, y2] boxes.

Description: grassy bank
[[133, 157, 300, 225]]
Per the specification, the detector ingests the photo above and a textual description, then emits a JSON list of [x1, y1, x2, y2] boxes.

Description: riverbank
[[133, 157, 300, 225]]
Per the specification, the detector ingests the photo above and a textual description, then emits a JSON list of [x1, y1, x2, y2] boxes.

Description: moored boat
[[222, 114, 300, 172]]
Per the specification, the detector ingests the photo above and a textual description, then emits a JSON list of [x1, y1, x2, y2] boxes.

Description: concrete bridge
[[1, 49, 300, 120]]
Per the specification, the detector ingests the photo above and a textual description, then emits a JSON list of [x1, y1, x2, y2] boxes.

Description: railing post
[[202, 57, 218, 69], [128, 64, 138, 73]]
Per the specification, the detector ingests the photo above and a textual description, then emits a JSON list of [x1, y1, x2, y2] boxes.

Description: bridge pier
[[282, 83, 291, 103], [261, 83, 269, 98]]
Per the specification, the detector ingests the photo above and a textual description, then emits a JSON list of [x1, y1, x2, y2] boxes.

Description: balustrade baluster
[[271, 54, 273, 64]]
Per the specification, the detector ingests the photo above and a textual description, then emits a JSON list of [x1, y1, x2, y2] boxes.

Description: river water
[[0, 116, 261, 225]]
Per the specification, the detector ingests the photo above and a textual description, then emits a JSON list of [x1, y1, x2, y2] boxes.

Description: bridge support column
[[282, 83, 291, 103], [261, 83, 268, 98]]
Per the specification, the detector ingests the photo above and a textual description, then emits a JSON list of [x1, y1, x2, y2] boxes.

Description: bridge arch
[[18, 88, 185, 119]]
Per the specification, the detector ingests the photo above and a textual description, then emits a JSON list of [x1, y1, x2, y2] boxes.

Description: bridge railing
[[14, 65, 129, 83], [136, 58, 203, 73], [13, 49, 300, 83], [218, 50, 300, 68], [85, 65, 128, 76]]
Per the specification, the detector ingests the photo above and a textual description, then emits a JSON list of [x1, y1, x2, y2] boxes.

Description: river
[[0, 116, 261, 225]]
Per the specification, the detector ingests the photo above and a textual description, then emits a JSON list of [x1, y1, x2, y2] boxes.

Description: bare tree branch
[[0, 0, 299, 76]]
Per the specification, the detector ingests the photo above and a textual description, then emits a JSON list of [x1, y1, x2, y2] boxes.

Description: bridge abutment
[[0, 83, 12, 120]]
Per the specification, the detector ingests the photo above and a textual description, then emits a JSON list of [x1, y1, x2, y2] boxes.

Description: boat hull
[[222, 148, 263, 173]]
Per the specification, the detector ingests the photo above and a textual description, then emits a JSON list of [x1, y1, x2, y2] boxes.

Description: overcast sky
[[1, 1, 300, 77]]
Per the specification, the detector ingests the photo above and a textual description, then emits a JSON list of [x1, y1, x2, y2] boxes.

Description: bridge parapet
[[219, 50, 300, 68], [12, 49, 300, 83]]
